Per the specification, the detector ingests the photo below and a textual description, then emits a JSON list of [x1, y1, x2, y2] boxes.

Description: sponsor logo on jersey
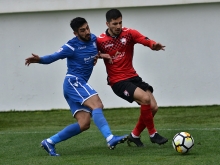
[[112, 51, 125, 61], [78, 46, 86, 49], [120, 38, 126, 45], [84, 57, 91, 63], [56, 47, 63, 53], [124, 90, 129, 97], [105, 43, 114, 48], [84, 55, 96, 63]]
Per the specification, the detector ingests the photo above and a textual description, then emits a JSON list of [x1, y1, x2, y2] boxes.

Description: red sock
[[141, 105, 156, 135], [132, 114, 146, 137]]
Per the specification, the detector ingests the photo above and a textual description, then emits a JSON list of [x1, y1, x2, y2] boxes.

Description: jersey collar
[[105, 29, 120, 38]]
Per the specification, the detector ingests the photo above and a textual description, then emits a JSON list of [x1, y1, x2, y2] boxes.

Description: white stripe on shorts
[[68, 78, 85, 102], [78, 82, 90, 95]]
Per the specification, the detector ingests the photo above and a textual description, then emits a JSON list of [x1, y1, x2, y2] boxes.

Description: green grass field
[[0, 105, 220, 165]]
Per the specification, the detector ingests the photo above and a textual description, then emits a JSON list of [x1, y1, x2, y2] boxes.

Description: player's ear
[[106, 22, 110, 27], [74, 31, 78, 36]]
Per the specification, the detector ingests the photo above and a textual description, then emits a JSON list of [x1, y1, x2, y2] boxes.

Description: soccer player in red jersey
[[97, 9, 168, 147]]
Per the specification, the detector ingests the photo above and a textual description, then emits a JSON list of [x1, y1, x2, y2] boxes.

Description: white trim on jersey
[[65, 44, 75, 51]]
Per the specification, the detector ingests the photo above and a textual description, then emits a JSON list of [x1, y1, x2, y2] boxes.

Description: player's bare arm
[[25, 53, 40, 66], [98, 51, 113, 64], [152, 43, 165, 51]]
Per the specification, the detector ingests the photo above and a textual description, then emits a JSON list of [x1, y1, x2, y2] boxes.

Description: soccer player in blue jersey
[[25, 17, 127, 156]]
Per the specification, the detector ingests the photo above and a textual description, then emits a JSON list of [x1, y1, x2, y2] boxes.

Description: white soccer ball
[[172, 132, 194, 154]]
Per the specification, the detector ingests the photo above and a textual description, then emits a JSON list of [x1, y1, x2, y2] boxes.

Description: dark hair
[[106, 9, 122, 22], [70, 17, 87, 32]]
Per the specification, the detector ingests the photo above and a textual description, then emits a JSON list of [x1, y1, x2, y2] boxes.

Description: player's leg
[[41, 76, 91, 156], [127, 114, 145, 147], [83, 94, 127, 149], [143, 91, 168, 144], [134, 88, 168, 145], [146, 90, 158, 117], [129, 91, 158, 145], [134, 87, 157, 135], [41, 102, 91, 156], [111, 78, 145, 147]]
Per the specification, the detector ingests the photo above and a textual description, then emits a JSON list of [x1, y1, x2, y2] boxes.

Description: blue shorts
[[63, 75, 98, 116]]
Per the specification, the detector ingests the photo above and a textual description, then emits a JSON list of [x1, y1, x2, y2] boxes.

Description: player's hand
[[152, 43, 165, 51], [94, 55, 99, 66], [25, 53, 40, 66], [98, 51, 113, 64]]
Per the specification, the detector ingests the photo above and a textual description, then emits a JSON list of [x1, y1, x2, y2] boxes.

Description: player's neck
[[107, 29, 118, 38]]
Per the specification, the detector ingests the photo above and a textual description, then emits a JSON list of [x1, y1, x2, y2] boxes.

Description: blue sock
[[92, 108, 112, 139], [49, 123, 81, 144]]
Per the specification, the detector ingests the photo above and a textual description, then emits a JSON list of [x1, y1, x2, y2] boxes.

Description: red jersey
[[97, 27, 156, 86]]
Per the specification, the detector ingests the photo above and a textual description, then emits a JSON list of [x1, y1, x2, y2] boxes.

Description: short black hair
[[70, 17, 87, 32], [106, 9, 122, 22]]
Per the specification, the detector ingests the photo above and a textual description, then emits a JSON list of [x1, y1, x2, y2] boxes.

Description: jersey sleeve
[[130, 29, 156, 49], [39, 44, 74, 64], [96, 33, 105, 52]]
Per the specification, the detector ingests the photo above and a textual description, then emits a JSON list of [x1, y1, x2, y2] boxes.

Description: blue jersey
[[39, 33, 98, 82]]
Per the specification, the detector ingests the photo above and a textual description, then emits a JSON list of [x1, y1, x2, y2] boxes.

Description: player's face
[[106, 17, 122, 36], [75, 23, 91, 41]]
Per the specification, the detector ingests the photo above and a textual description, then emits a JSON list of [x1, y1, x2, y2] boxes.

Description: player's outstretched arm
[[152, 43, 166, 51], [25, 53, 40, 66]]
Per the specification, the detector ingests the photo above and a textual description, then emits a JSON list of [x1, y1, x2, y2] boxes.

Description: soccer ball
[[172, 132, 194, 154]]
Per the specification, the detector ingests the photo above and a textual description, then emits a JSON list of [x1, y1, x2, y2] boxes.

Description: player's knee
[[152, 105, 158, 113], [81, 123, 90, 131], [79, 120, 91, 131], [141, 94, 151, 105], [92, 101, 104, 110]]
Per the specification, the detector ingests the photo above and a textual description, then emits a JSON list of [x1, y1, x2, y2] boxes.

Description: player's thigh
[[145, 90, 158, 110], [133, 87, 151, 105], [75, 111, 91, 121], [83, 94, 103, 110], [133, 76, 155, 105], [66, 97, 92, 116], [112, 80, 137, 103]]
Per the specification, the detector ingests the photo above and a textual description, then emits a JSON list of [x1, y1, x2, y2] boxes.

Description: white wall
[[0, 3, 220, 111], [1, 0, 220, 13]]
